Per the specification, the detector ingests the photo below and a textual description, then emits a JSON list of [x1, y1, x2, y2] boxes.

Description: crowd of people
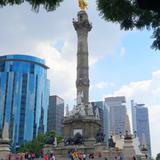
[[43, 152, 56, 160], [7, 150, 122, 160], [67, 149, 95, 160]]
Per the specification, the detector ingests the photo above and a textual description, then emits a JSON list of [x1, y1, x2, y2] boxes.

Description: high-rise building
[[105, 96, 127, 135], [131, 100, 151, 157], [91, 101, 109, 143], [0, 55, 49, 146], [103, 102, 110, 143], [47, 95, 64, 136], [91, 101, 104, 128]]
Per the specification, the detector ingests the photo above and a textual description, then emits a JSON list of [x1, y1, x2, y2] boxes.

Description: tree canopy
[[17, 130, 63, 157], [0, 0, 63, 11], [156, 153, 160, 160], [97, 0, 160, 50], [0, 0, 160, 50]]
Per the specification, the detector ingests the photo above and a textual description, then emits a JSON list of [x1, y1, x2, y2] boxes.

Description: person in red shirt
[[44, 154, 48, 160]]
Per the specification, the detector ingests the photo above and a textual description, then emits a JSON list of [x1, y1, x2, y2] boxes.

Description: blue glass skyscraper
[[131, 100, 151, 157], [0, 55, 49, 146]]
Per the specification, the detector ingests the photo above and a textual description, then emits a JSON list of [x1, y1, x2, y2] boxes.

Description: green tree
[[156, 153, 160, 160], [17, 133, 46, 157], [0, 0, 160, 50], [0, 0, 63, 12], [17, 130, 63, 157], [97, 0, 160, 50]]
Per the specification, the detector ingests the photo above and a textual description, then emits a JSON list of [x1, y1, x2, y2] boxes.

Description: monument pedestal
[[141, 149, 148, 160], [54, 115, 101, 159], [122, 139, 136, 160], [94, 143, 107, 151], [64, 115, 101, 146], [54, 144, 95, 159], [0, 123, 11, 159], [54, 145, 123, 160], [0, 139, 11, 159], [102, 148, 122, 160], [43, 144, 54, 155]]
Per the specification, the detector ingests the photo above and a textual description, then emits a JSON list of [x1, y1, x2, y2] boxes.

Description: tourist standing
[[44, 154, 49, 160], [83, 153, 86, 160], [89, 153, 94, 159], [67, 151, 74, 160], [50, 154, 56, 160]]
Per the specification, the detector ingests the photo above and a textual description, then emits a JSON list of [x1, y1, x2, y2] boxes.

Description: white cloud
[[104, 70, 160, 158], [95, 81, 115, 89], [0, 0, 125, 105], [120, 47, 126, 57], [32, 40, 77, 101]]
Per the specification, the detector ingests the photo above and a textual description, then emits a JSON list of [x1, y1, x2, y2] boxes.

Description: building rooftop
[[0, 54, 49, 69]]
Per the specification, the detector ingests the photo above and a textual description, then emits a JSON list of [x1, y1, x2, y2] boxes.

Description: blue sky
[[0, 0, 160, 157], [90, 29, 160, 99]]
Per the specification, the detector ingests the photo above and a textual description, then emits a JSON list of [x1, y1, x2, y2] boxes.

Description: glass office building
[[47, 95, 64, 136], [131, 100, 151, 157], [0, 55, 49, 146], [105, 96, 127, 135]]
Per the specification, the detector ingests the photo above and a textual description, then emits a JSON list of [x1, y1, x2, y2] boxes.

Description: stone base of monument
[[0, 139, 11, 159], [53, 144, 95, 159], [64, 116, 101, 145], [54, 115, 111, 159], [122, 139, 136, 160], [94, 142, 107, 151], [43, 144, 54, 155], [102, 148, 122, 160], [140, 150, 148, 160], [53, 142, 123, 160], [93, 143, 122, 160], [54, 146, 122, 159]]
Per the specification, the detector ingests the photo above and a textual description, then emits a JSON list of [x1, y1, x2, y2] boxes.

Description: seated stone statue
[[124, 130, 132, 140], [64, 133, 84, 146], [64, 137, 73, 146], [46, 135, 55, 145], [73, 132, 84, 145], [96, 128, 105, 143], [108, 136, 116, 148]]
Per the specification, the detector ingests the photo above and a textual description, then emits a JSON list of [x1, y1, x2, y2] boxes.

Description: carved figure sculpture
[[46, 135, 55, 145], [124, 130, 132, 140], [78, 0, 87, 10], [87, 103, 94, 116], [108, 136, 116, 148], [73, 132, 84, 145], [95, 107, 100, 119], [64, 133, 84, 145], [64, 137, 73, 146], [79, 104, 86, 116], [96, 128, 105, 143], [77, 91, 84, 105]]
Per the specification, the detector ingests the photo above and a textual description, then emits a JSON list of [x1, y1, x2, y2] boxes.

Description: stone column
[[73, 11, 92, 105]]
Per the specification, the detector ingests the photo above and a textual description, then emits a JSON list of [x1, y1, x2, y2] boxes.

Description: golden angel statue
[[78, 0, 88, 10]]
